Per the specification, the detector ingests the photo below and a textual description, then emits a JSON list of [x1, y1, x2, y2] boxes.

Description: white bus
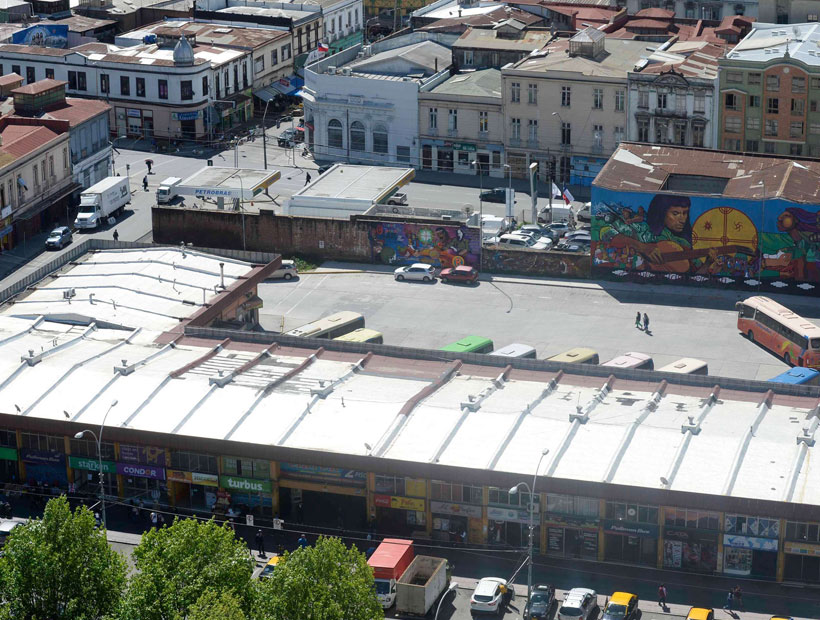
[[285, 311, 365, 339]]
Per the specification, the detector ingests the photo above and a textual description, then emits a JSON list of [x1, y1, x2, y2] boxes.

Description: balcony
[[447, 129, 458, 137], [509, 138, 522, 147], [655, 107, 687, 118]]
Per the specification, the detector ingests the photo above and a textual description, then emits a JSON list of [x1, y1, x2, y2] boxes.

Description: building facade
[[623, 0, 759, 21], [320, 0, 364, 52]]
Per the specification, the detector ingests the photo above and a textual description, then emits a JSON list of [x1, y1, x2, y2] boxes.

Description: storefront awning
[[254, 86, 278, 103], [267, 76, 304, 96]]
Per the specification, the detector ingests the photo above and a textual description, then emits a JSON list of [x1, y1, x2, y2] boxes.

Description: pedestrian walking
[[150, 511, 157, 529], [255, 529, 266, 558], [657, 583, 667, 608], [298, 533, 308, 549], [142, 176, 148, 191], [733, 586, 743, 611], [112, 229, 119, 242], [304, 172, 311, 186], [296, 501, 304, 524], [723, 590, 733, 611], [635, 311, 642, 329], [643, 312, 650, 332], [145, 159, 153, 174]]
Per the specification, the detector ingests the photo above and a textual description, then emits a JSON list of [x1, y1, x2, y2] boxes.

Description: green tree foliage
[[254, 536, 383, 620], [0, 495, 127, 620], [189, 588, 247, 620], [118, 518, 254, 620]]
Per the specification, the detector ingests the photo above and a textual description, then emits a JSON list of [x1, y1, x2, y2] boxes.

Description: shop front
[[603, 520, 659, 566], [723, 534, 778, 579], [0, 446, 17, 483], [278, 462, 366, 530], [488, 506, 538, 549], [167, 470, 219, 511], [374, 494, 426, 536], [219, 475, 272, 512], [68, 456, 117, 498], [783, 541, 820, 584], [544, 515, 599, 560], [117, 462, 166, 504], [662, 527, 718, 573], [0, 205, 12, 252], [431, 500, 482, 544], [21, 448, 67, 486]]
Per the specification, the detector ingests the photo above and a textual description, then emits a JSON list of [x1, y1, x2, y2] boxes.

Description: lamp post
[[528, 161, 538, 225], [755, 181, 766, 289], [74, 399, 118, 529], [108, 135, 127, 176], [471, 159, 484, 231], [261, 98, 272, 170], [503, 163, 513, 221], [508, 448, 550, 611], [434, 581, 459, 620]]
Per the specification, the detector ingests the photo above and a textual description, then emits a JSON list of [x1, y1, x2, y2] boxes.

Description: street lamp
[[528, 161, 538, 225], [754, 181, 766, 289], [108, 135, 127, 176], [434, 581, 459, 620], [73, 399, 118, 529], [503, 163, 513, 221], [471, 159, 484, 233], [508, 448, 550, 611]]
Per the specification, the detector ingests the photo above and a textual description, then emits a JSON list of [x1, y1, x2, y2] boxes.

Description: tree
[[189, 589, 246, 620], [254, 536, 383, 620], [0, 495, 127, 620], [118, 517, 254, 620]]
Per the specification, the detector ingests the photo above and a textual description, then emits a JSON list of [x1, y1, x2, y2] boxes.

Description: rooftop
[[180, 167, 281, 199], [594, 142, 820, 204], [9, 96, 110, 127], [215, 5, 318, 22], [10, 78, 66, 96], [604, 12, 753, 45], [452, 27, 553, 51], [508, 38, 649, 78], [47, 15, 117, 32], [726, 22, 820, 64], [428, 67, 502, 98], [417, 5, 542, 33], [119, 20, 291, 50], [0, 124, 61, 158], [343, 40, 451, 79], [0, 73, 22, 86], [292, 164, 415, 203], [415, 0, 505, 21], [638, 41, 724, 79]]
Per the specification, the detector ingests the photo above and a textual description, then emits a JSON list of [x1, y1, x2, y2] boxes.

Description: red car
[[440, 265, 479, 284]]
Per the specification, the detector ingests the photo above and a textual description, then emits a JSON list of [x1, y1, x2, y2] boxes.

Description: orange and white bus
[[736, 296, 820, 367]]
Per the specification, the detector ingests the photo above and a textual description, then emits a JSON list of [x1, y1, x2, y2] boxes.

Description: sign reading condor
[[116, 462, 165, 480]]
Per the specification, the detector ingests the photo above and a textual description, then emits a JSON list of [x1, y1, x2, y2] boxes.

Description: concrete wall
[[481, 245, 590, 279]]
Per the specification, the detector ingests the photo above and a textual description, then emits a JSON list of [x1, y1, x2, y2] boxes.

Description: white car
[[394, 263, 436, 282], [269, 259, 298, 281], [498, 233, 551, 250], [470, 577, 513, 614], [563, 231, 592, 242], [557, 588, 598, 620]]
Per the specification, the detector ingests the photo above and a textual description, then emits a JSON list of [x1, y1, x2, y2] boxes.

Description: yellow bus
[[657, 358, 708, 375], [285, 311, 365, 339], [334, 328, 384, 344], [547, 347, 599, 364]]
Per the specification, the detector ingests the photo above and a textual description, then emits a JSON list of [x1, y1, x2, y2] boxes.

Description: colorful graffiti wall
[[591, 188, 820, 294], [482, 247, 590, 279], [368, 222, 480, 269]]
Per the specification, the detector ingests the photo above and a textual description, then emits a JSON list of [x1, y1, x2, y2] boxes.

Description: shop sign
[[430, 501, 482, 519], [127, 108, 141, 118], [784, 541, 820, 557], [0, 446, 17, 461], [119, 445, 166, 467], [172, 110, 201, 121], [487, 506, 531, 524], [192, 472, 219, 486], [279, 462, 366, 485], [167, 470, 192, 483], [453, 142, 477, 152], [603, 519, 659, 538], [69, 456, 116, 474], [221, 475, 272, 494], [0, 205, 10, 219], [374, 495, 425, 512], [723, 534, 778, 552], [405, 478, 426, 498], [664, 527, 718, 545], [22, 449, 65, 466], [544, 514, 599, 529], [116, 463, 165, 480]]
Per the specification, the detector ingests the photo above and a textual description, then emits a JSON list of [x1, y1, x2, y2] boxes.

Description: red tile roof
[[634, 7, 674, 18], [0, 125, 61, 158], [626, 18, 674, 29], [11, 79, 67, 95], [0, 73, 22, 86], [38, 98, 110, 126]]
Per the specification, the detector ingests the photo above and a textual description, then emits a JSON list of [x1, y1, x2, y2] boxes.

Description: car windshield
[[375, 581, 390, 595], [524, 237, 538, 246], [559, 607, 583, 617], [606, 604, 627, 616], [473, 594, 493, 603], [49, 231, 61, 238], [531, 593, 550, 604]]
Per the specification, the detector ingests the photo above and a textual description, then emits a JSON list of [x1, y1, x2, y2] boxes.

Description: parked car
[[524, 584, 555, 620], [479, 188, 511, 204], [45, 226, 72, 250], [269, 259, 298, 281], [602, 592, 639, 620], [557, 588, 597, 620], [394, 263, 436, 282], [685, 608, 714, 620], [519, 224, 550, 240], [278, 127, 303, 147], [440, 265, 479, 284], [563, 230, 592, 241], [0, 520, 21, 547], [554, 242, 587, 253], [496, 233, 551, 250], [577, 202, 592, 222], [258, 555, 280, 579], [470, 577, 513, 614], [386, 192, 408, 206]]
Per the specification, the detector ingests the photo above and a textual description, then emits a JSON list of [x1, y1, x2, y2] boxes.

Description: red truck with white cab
[[367, 538, 414, 608]]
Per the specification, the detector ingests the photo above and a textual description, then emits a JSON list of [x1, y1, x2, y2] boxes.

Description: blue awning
[[253, 86, 278, 102]]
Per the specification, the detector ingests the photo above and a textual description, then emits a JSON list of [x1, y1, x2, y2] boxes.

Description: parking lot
[[256, 264, 820, 381]]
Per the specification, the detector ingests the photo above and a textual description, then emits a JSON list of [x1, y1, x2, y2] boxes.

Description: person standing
[[304, 172, 312, 186], [635, 311, 642, 329], [112, 229, 119, 242], [143, 176, 149, 191], [658, 583, 667, 608], [150, 511, 157, 529], [723, 589, 733, 612], [298, 533, 308, 549], [255, 529, 266, 558], [145, 159, 153, 174], [733, 586, 743, 611], [643, 312, 650, 332]]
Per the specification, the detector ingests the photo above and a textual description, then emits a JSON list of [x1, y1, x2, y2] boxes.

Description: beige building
[[418, 68, 505, 177], [500, 29, 646, 186]]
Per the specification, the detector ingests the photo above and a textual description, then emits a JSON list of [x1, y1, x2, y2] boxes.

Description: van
[[156, 177, 182, 204]]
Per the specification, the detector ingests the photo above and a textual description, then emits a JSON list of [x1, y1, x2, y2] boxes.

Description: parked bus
[[490, 343, 537, 359], [602, 352, 654, 370], [285, 311, 365, 339], [440, 336, 494, 354], [736, 296, 820, 367], [547, 347, 599, 364], [657, 358, 708, 375], [334, 328, 384, 344], [767, 367, 820, 386]]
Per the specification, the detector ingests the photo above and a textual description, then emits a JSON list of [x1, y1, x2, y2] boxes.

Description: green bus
[[440, 335, 494, 354]]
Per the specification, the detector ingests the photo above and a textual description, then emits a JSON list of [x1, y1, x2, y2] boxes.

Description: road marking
[[286, 274, 328, 315]]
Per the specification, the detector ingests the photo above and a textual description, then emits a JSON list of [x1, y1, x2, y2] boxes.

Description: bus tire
[[784, 352, 792, 366], [747, 330, 754, 342]]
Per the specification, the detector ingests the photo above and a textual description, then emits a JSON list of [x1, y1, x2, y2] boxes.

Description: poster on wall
[[591, 190, 820, 294], [368, 222, 480, 269], [12, 25, 69, 48]]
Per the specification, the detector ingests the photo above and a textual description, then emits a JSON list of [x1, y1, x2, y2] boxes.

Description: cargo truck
[[74, 177, 130, 229], [156, 177, 182, 204], [367, 538, 414, 609], [396, 555, 450, 616]]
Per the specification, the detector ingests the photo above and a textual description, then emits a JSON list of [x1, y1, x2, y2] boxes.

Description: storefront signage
[[0, 225, 12, 238], [69, 456, 116, 474], [430, 501, 482, 519], [119, 445, 166, 467], [127, 108, 141, 118], [487, 506, 531, 524], [172, 110, 201, 121], [167, 470, 192, 483], [221, 475, 272, 494], [22, 449, 65, 466], [448, 142, 476, 152], [279, 462, 366, 485], [784, 541, 820, 557], [0, 205, 10, 219], [723, 534, 778, 552], [192, 472, 219, 486], [0, 446, 17, 461], [664, 527, 718, 544], [603, 519, 659, 538], [116, 463, 165, 480], [544, 514, 599, 529], [374, 495, 425, 512]]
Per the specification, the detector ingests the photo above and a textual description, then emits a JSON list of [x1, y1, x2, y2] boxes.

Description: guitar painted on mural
[[609, 237, 756, 273]]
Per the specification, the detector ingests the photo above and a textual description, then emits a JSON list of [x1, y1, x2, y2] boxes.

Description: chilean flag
[[318, 42, 329, 53], [561, 185, 575, 205]]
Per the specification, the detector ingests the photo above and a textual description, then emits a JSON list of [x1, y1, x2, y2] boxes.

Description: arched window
[[373, 124, 388, 154], [350, 121, 365, 151], [328, 119, 342, 148]]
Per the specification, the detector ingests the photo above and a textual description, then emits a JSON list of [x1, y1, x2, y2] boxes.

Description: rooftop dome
[[173, 35, 194, 66]]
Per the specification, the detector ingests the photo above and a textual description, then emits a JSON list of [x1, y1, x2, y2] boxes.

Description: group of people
[[658, 583, 744, 613], [635, 311, 650, 333]]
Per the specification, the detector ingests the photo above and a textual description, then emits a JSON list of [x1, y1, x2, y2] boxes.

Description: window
[[746, 140, 758, 151], [765, 119, 778, 136], [462, 50, 474, 65], [655, 119, 668, 143], [560, 121, 571, 145], [746, 117, 760, 130], [786, 521, 820, 543], [605, 501, 658, 524], [694, 93, 705, 113], [658, 92, 668, 109], [725, 515, 779, 538], [489, 487, 539, 508], [593, 88, 603, 109], [373, 125, 388, 154], [100, 73, 109, 94], [692, 123, 705, 147], [157, 79, 168, 100], [45, 67, 54, 80], [33, 164, 38, 187], [222, 457, 270, 479], [725, 93, 738, 110], [11, 65, 19, 77], [479, 110, 488, 133], [593, 124, 603, 148], [328, 119, 343, 148], [396, 146, 410, 163], [764, 141, 776, 154], [528, 83, 537, 104], [0, 429, 15, 449], [511, 118, 521, 140], [136, 77, 145, 98], [767, 97, 779, 114], [375, 476, 425, 497], [528, 119, 538, 142], [676, 93, 687, 114], [546, 494, 599, 518], [202, 76, 208, 96], [748, 72, 761, 85], [792, 76, 806, 93], [614, 126, 624, 144], [674, 121, 686, 145], [638, 118, 649, 142], [120, 76, 130, 96], [790, 144, 803, 156], [282, 44, 292, 60], [431, 481, 482, 504], [615, 89, 625, 111], [727, 71, 743, 83], [766, 74, 780, 91], [76, 72, 86, 91], [511, 82, 520, 103], [448, 109, 458, 131], [561, 85, 571, 107], [665, 508, 720, 530], [68, 70, 78, 90], [812, 77, 820, 89], [791, 121, 804, 138], [349, 120, 365, 151], [792, 98, 805, 115], [181, 80, 193, 101], [170, 451, 218, 474], [20, 432, 63, 453], [271, 49, 278, 66], [749, 95, 760, 108], [25, 66, 34, 84], [429, 108, 437, 130], [638, 90, 649, 109], [811, 121, 820, 135]]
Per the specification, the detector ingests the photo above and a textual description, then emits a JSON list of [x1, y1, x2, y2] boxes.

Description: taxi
[[686, 608, 714, 620], [602, 592, 639, 620], [258, 555, 281, 579]]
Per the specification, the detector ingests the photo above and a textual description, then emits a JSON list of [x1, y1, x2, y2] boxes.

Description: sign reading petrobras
[[220, 475, 272, 494]]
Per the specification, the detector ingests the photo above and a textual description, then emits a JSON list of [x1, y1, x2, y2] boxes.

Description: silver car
[[394, 263, 436, 282], [269, 259, 298, 281], [557, 588, 597, 620]]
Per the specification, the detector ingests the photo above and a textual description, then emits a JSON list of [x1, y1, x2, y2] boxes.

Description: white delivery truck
[[74, 177, 130, 229], [395, 556, 450, 616], [156, 177, 182, 204]]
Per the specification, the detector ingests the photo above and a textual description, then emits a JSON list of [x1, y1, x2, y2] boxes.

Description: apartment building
[[418, 68, 505, 177], [500, 28, 645, 185], [623, 0, 758, 21], [719, 22, 820, 158], [452, 23, 552, 70]]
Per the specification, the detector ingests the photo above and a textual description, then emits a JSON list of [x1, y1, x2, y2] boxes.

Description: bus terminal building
[[1, 242, 820, 585]]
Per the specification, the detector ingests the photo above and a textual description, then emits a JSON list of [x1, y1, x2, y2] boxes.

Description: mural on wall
[[482, 247, 590, 279], [368, 222, 480, 269], [591, 189, 820, 293], [12, 25, 69, 48]]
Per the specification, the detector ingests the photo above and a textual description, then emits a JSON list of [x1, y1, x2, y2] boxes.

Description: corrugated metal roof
[[0, 125, 61, 158]]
